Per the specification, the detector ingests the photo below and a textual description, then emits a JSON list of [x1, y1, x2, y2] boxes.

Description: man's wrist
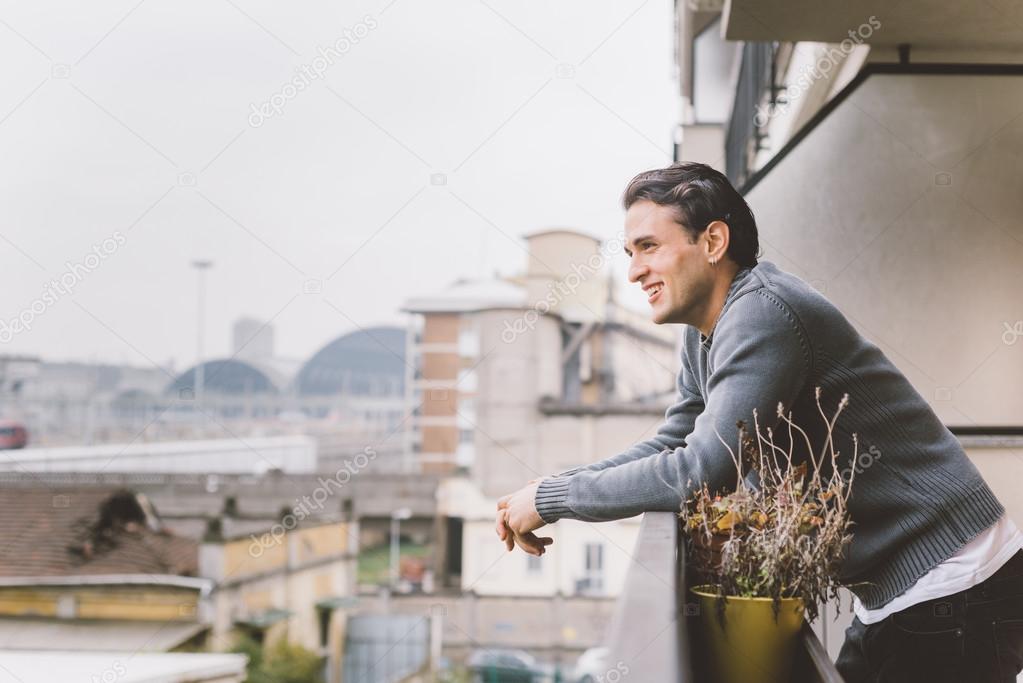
[[534, 476, 574, 524]]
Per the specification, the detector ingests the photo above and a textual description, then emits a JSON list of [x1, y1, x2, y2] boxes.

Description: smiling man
[[495, 162, 1023, 681]]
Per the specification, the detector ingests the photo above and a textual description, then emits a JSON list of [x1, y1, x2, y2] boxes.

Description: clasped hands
[[495, 477, 554, 556]]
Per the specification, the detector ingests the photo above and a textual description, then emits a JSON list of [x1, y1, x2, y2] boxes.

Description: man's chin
[[651, 306, 685, 325]]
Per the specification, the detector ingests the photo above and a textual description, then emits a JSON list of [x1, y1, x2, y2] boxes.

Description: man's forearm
[[552, 345, 704, 477], [536, 290, 812, 524]]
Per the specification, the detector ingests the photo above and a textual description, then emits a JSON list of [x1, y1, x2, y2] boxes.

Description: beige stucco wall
[[746, 72, 1023, 427], [204, 521, 355, 655]]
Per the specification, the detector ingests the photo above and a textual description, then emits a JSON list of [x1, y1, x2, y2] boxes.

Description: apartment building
[[614, 0, 1023, 663]]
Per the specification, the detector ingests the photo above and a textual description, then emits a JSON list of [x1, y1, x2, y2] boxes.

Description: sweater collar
[[699, 265, 753, 348]]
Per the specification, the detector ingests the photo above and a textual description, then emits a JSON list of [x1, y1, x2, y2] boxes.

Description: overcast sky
[[0, 0, 677, 370]]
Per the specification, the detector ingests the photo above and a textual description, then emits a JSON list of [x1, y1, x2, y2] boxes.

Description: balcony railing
[[725, 41, 777, 188], [603, 512, 844, 682]]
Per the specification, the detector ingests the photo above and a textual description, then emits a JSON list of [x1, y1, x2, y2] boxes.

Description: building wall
[[535, 412, 670, 478], [736, 70, 1023, 662], [361, 591, 617, 665], [745, 72, 1023, 428], [202, 521, 356, 657], [461, 516, 641, 599], [522, 231, 610, 323], [0, 585, 199, 621], [472, 311, 563, 497]]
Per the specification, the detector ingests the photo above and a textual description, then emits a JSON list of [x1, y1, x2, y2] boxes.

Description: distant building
[[401, 228, 678, 621], [232, 317, 275, 363], [0, 487, 358, 683], [0, 324, 407, 456]]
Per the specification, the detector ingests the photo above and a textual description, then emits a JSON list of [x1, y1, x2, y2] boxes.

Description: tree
[[232, 633, 324, 683]]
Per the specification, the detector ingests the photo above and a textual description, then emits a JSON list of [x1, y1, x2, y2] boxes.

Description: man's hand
[[495, 481, 553, 556], [495, 477, 541, 550]]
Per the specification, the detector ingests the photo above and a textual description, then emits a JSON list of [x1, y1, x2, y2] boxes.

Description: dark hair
[[622, 162, 760, 268]]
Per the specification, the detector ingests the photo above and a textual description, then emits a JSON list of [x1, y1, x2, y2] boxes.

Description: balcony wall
[[604, 512, 844, 681]]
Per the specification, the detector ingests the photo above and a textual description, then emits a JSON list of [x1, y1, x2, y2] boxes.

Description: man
[[495, 162, 1023, 681]]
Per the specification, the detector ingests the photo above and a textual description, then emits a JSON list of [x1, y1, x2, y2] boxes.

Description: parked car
[[466, 648, 544, 683], [571, 647, 609, 683], [0, 421, 27, 449]]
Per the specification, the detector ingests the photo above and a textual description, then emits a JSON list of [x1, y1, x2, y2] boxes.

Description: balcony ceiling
[[723, 0, 1023, 49]]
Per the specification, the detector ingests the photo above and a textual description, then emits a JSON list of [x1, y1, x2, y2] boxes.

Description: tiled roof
[[0, 487, 198, 578]]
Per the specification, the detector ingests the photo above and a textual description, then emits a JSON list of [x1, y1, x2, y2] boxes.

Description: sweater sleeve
[[535, 291, 811, 524], [548, 330, 705, 479]]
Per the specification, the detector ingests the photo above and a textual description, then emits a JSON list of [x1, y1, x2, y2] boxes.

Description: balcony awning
[[722, 0, 1023, 49]]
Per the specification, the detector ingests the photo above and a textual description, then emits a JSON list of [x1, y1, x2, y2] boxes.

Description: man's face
[[624, 199, 713, 325]]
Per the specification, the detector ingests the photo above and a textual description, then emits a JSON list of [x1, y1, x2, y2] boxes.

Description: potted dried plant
[[681, 391, 856, 683]]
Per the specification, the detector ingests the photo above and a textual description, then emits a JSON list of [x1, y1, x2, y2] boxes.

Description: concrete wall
[[746, 72, 1023, 427], [472, 311, 563, 497], [742, 69, 1023, 665]]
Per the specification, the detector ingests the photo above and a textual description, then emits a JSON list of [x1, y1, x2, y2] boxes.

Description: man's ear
[[704, 220, 730, 262]]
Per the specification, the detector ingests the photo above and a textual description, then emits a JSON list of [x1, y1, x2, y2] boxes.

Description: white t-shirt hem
[[853, 514, 1023, 625]]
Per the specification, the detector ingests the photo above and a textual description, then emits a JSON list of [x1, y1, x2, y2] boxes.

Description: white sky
[[0, 0, 677, 370]]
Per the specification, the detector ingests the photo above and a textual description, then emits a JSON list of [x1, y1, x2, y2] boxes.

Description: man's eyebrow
[[624, 234, 656, 252]]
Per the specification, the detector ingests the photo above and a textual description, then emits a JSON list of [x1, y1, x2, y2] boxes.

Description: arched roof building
[[294, 326, 405, 397]]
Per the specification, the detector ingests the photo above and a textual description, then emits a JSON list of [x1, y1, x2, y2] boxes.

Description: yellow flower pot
[[690, 585, 805, 683]]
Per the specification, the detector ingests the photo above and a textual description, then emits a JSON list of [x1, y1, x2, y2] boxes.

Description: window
[[457, 367, 478, 391], [317, 606, 331, 648], [456, 398, 476, 426], [458, 325, 480, 358], [580, 542, 605, 594]]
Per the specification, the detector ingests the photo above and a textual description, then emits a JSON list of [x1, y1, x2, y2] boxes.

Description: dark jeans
[[836, 550, 1023, 682]]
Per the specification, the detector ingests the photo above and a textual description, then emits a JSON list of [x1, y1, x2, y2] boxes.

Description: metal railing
[[725, 41, 777, 188], [604, 512, 844, 682]]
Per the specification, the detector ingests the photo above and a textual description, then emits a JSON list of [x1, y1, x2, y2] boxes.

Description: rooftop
[[0, 488, 197, 578]]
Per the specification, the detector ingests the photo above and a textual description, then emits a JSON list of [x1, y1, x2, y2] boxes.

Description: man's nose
[[628, 258, 647, 284]]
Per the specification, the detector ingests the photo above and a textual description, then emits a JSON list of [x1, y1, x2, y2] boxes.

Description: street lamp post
[[192, 260, 213, 415]]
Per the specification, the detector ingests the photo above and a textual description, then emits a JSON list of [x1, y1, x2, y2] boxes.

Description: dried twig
[[680, 390, 855, 623]]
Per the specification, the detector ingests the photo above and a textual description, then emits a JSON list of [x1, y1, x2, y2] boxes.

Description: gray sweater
[[535, 261, 1003, 609]]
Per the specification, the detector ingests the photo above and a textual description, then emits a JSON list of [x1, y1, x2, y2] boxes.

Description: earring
[[709, 257, 718, 266]]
